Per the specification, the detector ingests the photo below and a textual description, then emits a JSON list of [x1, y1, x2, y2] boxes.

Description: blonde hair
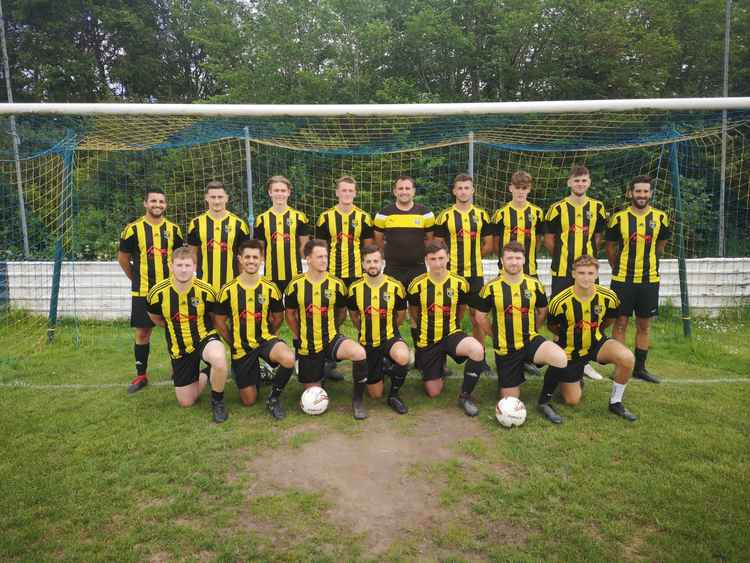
[[572, 255, 599, 270], [171, 246, 194, 263]]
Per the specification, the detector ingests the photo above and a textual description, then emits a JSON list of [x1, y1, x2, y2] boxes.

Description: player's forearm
[[475, 313, 492, 335], [148, 313, 166, 328], [117, 252, 132, 280], [547, 321, 560, 335], [335, 307, 347, 328], [213, 315, 231, 343], [269, 312, 284, 334], [593, 233, 603, 253], [535, 308, 547, 329], [605, 242, 618, 270], [285, 310, 300, 339], [349, 311, 361, 332], [480, 236, 493, 256], [396, 310, 406, 327], [373, 231, 385, 252], [543, 234, 555, 255], [656, 241, 668, 256]]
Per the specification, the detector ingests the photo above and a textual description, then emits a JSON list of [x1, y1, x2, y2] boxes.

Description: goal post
[[0, 97, 749, 355]]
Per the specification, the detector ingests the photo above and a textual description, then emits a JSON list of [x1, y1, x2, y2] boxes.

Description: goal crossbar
[[1, 97, 750, 117]]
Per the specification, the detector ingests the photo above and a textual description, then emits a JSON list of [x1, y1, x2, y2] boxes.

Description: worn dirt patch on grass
[[241, 410, 517, 552]]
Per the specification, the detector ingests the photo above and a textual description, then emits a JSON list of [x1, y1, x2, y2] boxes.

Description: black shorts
[[297, 333, 348, 384], [231, 338, 284, 389], [385, 264, 427, 291], [464, 276, 485, 309], [273, 279, 291, 295], [611, 281, 659, 318], [363, 336, 405, 384], [415, 331, 469, 381], [495, 335, 546, 389], [130, 296, 155, 328], [546, 338, 609, 383], [170, 335, 222, 388]]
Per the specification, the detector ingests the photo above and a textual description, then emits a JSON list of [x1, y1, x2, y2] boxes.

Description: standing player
[[544, 164, 607, 380], [187, 180, 251, 292], [213, 240, 296, 419], [475, 242, 568, 401], [493, 171, 545, 278], [254, 175, 311, 295], [284, 240, 369, 419], [373, 175, 435, 294], [407, 240, 487, 416], [537, 255, 638, 424], [118, 188, 183, 394], [146, 247, 229, 423], [433, 173, 493, 345], [606, 176, 670, 384], [317, 175, 373, 379], [347, 245, 411, 415]]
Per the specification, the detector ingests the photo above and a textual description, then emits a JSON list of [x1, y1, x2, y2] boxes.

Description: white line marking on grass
[[659, 378, 750, 384]]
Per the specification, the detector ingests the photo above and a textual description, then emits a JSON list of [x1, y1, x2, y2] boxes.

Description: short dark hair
[[568, 164, 590, 178], [266, 175, 292, 192], [303, 238, 328, 257], [452, 173, 473, 186], [510, 171, 532, 189], [424, 239, 448, 255], [361, 244, 382, 259], [205, 180, 226, 193], [238, 239, 264, 255], [393, 175, 415, 189], [502, 241, 525, 256], [629, 175, 652, 191], [144, 187, 165, 200]]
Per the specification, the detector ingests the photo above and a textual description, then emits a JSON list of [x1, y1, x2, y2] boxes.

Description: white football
[[300, 386, 329, 415], [495, 396, 527, 428]]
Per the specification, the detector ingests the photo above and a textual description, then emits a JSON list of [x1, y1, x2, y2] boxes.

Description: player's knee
[[279, 350, 295, 369], [564, 394, 581, 406], [177, 396, 195, 408], [468, 340, 485, 362], [368, 385, 384, 399], [240, 393, 257, 407], [620, 350, 635, 371], [352, 344, 367, 362], [391, 346, 410, 366], [550, 350, 567, 369]]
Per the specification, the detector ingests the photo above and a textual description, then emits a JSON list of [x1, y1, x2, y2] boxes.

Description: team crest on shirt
[[223, 224, 230, 234], [191, 297, 201, 307], [526, 211, 533, 222], [286, 216, 292, 227], [648, 219, 657, 229], [523, 288, 532, 300], [324, 288, 332, 299], [382, 293, 390, 302], [593, 304, 603, 315], [446, 288, 454, 299], [257, 294, 265, 305], [351, 218, 358, 228], [585, 209, 591, 220], [414, 218, 422, 226]]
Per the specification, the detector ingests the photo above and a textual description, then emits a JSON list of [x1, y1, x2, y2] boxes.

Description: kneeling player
[[214, 240, 296, 420], [146, 247, 229, 423], [475, 242, 567, 401], [407, 240, 486, 416], [537, 255, 638, 424], [347, 245, 411, 416], [284, 240, 369, 419]]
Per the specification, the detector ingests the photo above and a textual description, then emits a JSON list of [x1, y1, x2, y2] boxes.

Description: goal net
[[0, 100, 749, 360]]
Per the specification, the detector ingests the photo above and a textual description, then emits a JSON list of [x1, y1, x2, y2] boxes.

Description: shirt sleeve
[[604, 292, 621, 319], [214, 286, 231, 316], [534, 208, 544, 235], [544, 204, 561, 236], [283, 282, 298, 309], [173, 225, 184, 248], [595, 203, 608, 235], [335, 281, 348, 308], [407, 282, 420, 307], [535, 280, 548, 308], [118, 224, 136, 253], [474, 284, 493, 313], [269, 286, 285, 313], [373, 211, 387, 232], [253, 215, 265, 242], [316, 213, 330, 241], [423, 210, 435, 232], [346, 287, 359, 312], [480, 210, 493, 238], [146, 288, 162, 316], [433, 212, 448, 238], [659, 214, 672, 241], [187, 218, 201, 246], [361, 213, 374, 239], [605, 213, 621, 242], [297, 212, 312, 237], [457, 278, 470, 305]]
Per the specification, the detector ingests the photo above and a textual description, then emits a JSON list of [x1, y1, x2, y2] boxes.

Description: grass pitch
[[1, 314, 749, 561]]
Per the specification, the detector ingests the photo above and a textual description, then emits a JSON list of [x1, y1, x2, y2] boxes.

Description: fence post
[[47, 130, 76, 342], [244, 127, 254, 237], [467, 131, 474, 177], [669, 140, 692, 338]]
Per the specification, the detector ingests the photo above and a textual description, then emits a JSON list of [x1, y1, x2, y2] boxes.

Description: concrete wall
[[3, 258, 749, 320]]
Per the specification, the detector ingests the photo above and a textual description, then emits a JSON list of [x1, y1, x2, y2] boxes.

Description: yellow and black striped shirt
[[119, 217, 183, 297], [373, 202, 435, 268], [492, 202, 544, 276], [434, 205, 491, 278], [146, 277, 218, 360], [317, 205, 374, 279], [606, 208, 671, 283], [216, 277, 284, 359], [254, 207, 311, 283], [547, 285, 620, 360], [284, 273, 348, 356], [544, 198, 607, 277], [476, 275, 548, 356], [187, 211, 251, 291], [347, 276, 406, 347], [407, 272, 469, 348]]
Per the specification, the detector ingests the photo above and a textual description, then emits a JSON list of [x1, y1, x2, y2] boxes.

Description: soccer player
[[213, 240, 296, 419], [146, 247, 229, 423], [492, 171, 544, 278], [407, 240, 487, 416], [606, 175, 671, 384], [475, 242, 568, 400], [544, 164, 608, 381], [434, 173, 493, 344], [347, 245, 410, 415], [317, 175, 374, 288], [187, 180, 251, 292], [118, 188, 183, 394], [373, 175, 435, 292], [284, 240, 369, 419], [537, 255, 638, 424], [254, 175, 311, 294]]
